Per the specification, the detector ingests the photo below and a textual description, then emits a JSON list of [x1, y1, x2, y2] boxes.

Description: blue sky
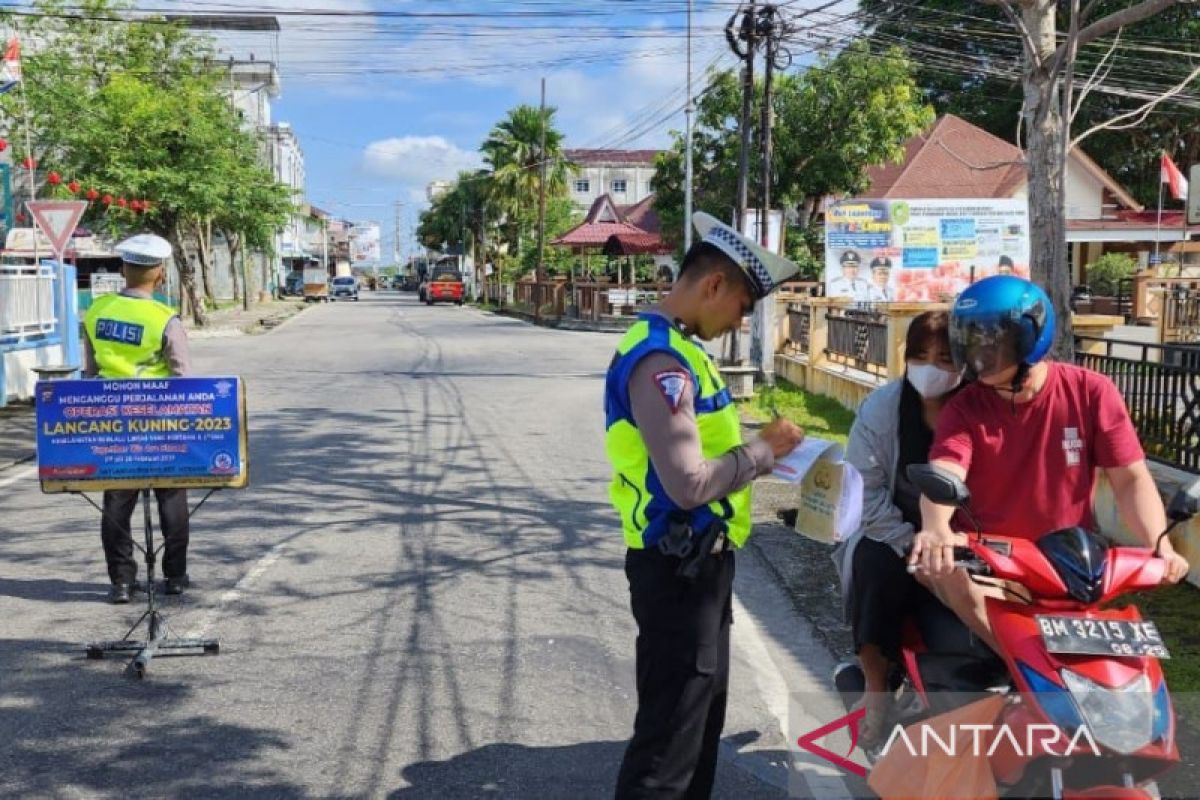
[[187, 0, 851, 262]]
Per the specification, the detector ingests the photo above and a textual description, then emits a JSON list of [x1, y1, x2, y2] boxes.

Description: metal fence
[[786, 302, 811, 355], [1076, 336, 1200, 473], [0, 263, 57, 344], [1163, 287, 1200, 344], [825, 306, 887, 376]]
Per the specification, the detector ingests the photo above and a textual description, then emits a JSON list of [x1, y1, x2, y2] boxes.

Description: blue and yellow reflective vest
[[604, 313, 751, 550], [84, 293, 177, 379]]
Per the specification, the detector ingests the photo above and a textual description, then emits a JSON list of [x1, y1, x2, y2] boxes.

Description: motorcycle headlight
[[1061, 669, 1153, 755]]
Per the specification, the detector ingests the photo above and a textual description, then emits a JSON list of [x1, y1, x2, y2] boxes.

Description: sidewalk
[[0, 402, 35, 471], [183, 298, 309, 339]]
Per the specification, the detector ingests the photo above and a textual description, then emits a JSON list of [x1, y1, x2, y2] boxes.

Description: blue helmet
[[949, 276, 1055, 378]]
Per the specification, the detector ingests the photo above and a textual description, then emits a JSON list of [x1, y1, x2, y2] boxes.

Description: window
[[611, 179, 627, 193], [574, 179, 590, 193]]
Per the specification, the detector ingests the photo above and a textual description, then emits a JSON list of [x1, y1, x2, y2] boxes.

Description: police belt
[[655, 516, 730, 581]]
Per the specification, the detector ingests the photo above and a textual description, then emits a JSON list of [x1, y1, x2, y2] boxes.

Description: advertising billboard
[[824, 199, 1030, 303], [350, 222, 381, 264]]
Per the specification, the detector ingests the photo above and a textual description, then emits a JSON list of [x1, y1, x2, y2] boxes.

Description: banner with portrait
[[824, 199, 1030, 303]]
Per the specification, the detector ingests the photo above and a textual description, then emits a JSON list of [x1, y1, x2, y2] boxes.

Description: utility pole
[[536, 77, 548, 284], [724, 1, 757, 367], [683, 0, 695, 254], [729, 1, 756, 238], [752, 4, 783, 385]]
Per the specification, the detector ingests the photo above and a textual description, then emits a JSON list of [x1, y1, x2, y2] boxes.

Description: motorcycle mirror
[[906, 463, 971, 508], [1166, 477, 1200, 523]]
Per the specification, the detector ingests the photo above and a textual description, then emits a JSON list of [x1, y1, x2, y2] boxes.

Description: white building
[[563, 149, 662, 213]]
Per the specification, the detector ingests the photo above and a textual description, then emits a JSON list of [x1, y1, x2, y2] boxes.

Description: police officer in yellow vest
[[83, 234, 193, 604], [607, 213, 805, 798]]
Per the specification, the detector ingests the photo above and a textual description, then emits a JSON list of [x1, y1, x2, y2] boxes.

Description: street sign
[[1189, 164, 1200, 226], [26, 199, 87, 257]]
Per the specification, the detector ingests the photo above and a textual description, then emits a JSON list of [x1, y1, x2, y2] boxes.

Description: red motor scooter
[[835, 464, 1200, 799]]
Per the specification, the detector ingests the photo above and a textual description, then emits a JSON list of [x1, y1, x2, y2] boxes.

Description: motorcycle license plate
[[1036, 615, 1170, 659]]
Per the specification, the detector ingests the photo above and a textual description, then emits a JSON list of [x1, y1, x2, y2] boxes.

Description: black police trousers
[[615, 545, 735, 800], [101, 488, 189, 585]]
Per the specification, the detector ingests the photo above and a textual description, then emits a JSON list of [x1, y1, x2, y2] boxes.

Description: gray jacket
[[832, 379, 914, 621]]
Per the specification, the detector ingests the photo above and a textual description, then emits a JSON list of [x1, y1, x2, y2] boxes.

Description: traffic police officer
[[606, 212, 804, 798], [83, 234, 193, 604], [828, 250, 873, 302]]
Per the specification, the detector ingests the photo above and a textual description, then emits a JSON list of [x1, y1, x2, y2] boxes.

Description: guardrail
[[1076, 336, 1200, 473], [1162, 286, 1200, 345]]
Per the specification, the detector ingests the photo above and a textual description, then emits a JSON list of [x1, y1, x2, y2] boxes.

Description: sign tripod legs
[[79, 488, 220, 678]]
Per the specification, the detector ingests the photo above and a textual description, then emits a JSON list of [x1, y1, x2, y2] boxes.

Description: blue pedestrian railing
[[0, 260, 80, 407]]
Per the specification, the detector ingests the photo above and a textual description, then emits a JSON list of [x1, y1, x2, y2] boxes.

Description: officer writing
[[82, 234, 193, 604], [606, 212, 804, 798]]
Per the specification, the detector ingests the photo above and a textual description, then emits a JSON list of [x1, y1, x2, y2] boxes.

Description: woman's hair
[[904, 310, 951, 359]]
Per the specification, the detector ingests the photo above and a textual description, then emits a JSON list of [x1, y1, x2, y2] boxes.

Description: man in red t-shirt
[[910, 277, 1188, 650]]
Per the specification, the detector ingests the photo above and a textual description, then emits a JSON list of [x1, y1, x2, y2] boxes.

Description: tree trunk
[[192, 218, 216, 308], [172, 219, 208, 328], [226, 230, 241, 303], [1022, 1, 1074, 362]]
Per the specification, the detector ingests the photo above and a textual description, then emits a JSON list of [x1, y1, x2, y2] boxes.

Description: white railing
[[0, 263, 57, 343]]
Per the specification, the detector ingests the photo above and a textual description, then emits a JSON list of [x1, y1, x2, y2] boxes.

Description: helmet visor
[[950, 312, 1022, 379]]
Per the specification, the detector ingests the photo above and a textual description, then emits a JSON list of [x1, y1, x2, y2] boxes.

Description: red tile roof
[[862, 115, 1027, 199], [565, 148, 662, 166], [553, 192, 666, 249], [860, 114, 1140, 211], [604, 232, 673, 256], [554, 221, 647, 247]]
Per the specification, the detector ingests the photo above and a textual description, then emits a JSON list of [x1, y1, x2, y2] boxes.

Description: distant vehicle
[[330, 275, 359, 301], [283, 272, 304, 296], [420, 267, 464, 306], [303, 265, 329, 302]]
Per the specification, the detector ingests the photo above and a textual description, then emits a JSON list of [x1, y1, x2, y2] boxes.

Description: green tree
[[480, 104, 574, 275], [653, 44, 933, 269], [0, 0, 294, 325]]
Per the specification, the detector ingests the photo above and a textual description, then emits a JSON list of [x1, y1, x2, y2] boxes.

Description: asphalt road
[[0, 292, 860, 799]]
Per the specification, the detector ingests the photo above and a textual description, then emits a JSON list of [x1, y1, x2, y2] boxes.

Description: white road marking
[[0, 465, 37, 489], [732, 594, 855, 800], [185, 537, 289, 639]]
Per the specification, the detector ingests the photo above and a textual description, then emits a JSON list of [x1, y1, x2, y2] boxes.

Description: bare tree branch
[[1070, 28, 1121, 123], [1079, 0, 1104, 24], [1062, 0, 1180, 58], [1071, 60, 1200, 149], [986, 0, 1043, 69]]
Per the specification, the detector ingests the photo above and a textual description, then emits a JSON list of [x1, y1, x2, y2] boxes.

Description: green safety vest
[[84, 293, 177, 379], [604, 313, 751, 550]]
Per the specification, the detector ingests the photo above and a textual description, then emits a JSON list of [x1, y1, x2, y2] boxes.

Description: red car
[[420, 269, 464, 306]]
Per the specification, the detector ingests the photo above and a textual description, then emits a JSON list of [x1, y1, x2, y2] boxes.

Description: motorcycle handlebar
[[903, 544, 993, 576]]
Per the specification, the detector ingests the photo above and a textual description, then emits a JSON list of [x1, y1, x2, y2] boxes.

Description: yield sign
[[26, 200, 88, 257]]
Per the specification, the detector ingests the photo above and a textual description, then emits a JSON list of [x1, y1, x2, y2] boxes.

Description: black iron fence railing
[[1076, 336, 1200, 473], [1163, 287, 1200, 345], [786, 303, 811, 355], [825, 306, 888, 376]]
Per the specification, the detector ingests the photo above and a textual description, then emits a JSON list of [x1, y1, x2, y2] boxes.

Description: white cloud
[[361, 135, 482, 186]]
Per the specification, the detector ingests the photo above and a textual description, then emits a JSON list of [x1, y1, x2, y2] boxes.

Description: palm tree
[[481, 104, 574, 273]]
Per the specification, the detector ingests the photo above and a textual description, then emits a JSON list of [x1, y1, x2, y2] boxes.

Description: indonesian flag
[[0, 38, 20, 95], [1162, 153, 1189, 202]]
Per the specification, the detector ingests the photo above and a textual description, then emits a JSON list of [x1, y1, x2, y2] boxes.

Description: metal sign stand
[[78, 488, 220, 678]]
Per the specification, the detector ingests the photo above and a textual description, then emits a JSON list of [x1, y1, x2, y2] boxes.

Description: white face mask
[[907, 363, 963, 399]]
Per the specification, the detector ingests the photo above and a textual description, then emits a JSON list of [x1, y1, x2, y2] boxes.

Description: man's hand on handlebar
[[909, 527, 965, 576], [1159, 543, 1190, 584]]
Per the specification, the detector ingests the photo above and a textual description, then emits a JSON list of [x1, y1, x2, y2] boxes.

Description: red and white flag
[[1162, 153, 1189, 201], [0, 37, 20, 94]]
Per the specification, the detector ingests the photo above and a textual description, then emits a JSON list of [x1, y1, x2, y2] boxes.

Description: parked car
[[330, 275, 360, 301], [420, 268, 464, 306]]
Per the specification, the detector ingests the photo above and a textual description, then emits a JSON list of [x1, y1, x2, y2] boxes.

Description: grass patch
[[742, 378, 856, 443]]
